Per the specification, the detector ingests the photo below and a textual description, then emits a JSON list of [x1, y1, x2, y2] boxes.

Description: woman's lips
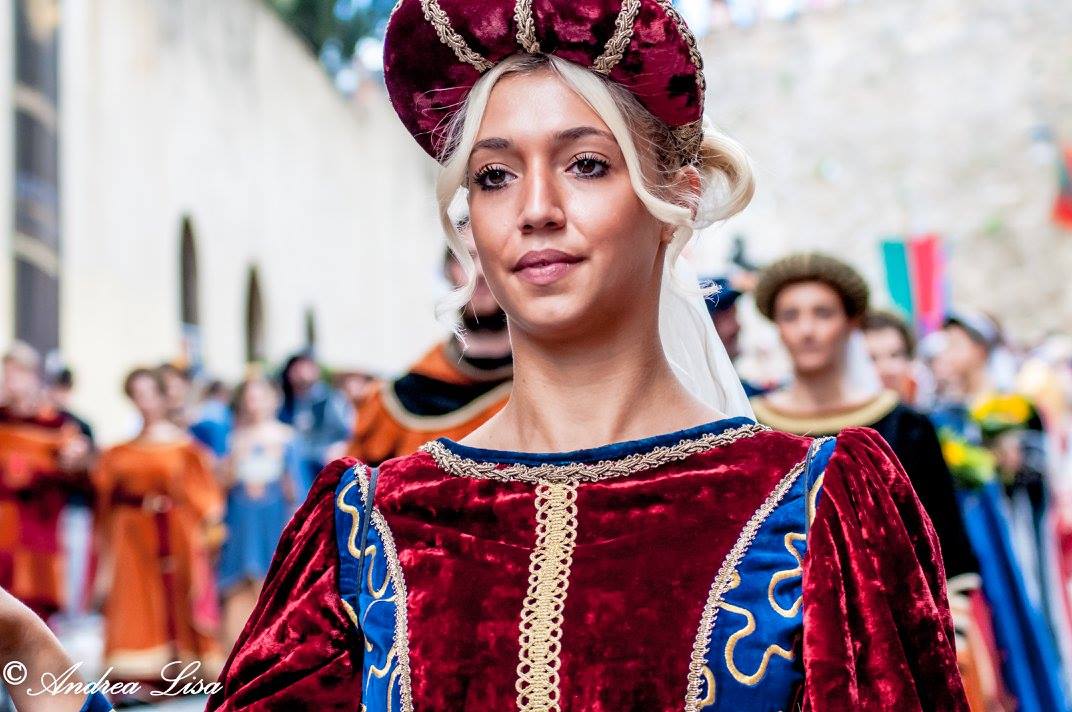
[[512, 249, 583, 286]]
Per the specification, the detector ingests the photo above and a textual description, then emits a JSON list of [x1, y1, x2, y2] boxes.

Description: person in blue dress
[[217, 376, 304, 650]]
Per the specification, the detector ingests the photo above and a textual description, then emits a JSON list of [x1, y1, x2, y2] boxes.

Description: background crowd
[[4, 244, 1072, 710]]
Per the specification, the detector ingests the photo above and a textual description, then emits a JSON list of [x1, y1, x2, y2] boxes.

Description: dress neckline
[[421, 417, 768, 483]]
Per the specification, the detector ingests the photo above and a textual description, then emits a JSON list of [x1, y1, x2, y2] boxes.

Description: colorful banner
[[1054, 146, 1072, 230], [880, 238, 914, 321], [909, 234, 944, 335], [880, 235, 947, 336]]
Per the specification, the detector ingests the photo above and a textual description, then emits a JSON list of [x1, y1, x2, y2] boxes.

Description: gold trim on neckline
[[751, 389, 900, 436], [419, 423, 769, 484]]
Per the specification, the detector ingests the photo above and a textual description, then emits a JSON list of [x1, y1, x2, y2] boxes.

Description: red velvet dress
[[207, 418, 967, 711]]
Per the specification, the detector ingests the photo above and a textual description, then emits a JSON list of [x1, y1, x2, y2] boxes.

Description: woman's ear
[[673, 166, 703, 214]]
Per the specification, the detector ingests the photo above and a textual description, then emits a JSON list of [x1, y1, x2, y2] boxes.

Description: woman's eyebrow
[[472, 137, 511, 152], [554, 126, 614, 144]]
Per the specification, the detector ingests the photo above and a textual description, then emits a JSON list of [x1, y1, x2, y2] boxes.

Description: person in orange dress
[[348, 228, 513, 465], [92, 367, 225, 694], [0, 342, 92, 623]]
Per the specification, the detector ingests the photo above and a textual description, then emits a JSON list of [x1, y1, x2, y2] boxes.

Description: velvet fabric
[[209, 421, 967, 710], [376, 422, 809, 710], [801, 428, 968, 711], [206, 458, 363, 711], [382, 0, 704, 159]]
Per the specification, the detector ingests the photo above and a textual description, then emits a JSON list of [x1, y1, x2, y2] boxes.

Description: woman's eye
[[474, 167, 514, 191], [570, 156, 609, 178]]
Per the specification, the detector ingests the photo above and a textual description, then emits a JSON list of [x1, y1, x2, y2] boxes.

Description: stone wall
[[697, 0, 1072, 342]]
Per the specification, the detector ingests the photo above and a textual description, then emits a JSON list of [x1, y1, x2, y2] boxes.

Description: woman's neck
[[778, 363, 858, 414], [467, 318, 721, 453]]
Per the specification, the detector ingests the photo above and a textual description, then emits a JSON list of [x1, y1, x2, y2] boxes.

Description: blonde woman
[[210, 2, 967, 710]]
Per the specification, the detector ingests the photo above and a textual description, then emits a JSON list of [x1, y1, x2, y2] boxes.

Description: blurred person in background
[[929, 311, 1072, 709], [159, 364, 230, 458], [194, 379, 234, 456], [278, 351, 353, 490], [701, 272, 765, 397], [0, 342, 92, 624], [217, 375, 303, 649], [92, 368, 224, 702], [45, 367, 94, 442], [749, 254, 995, 709], [347, 223, 513, 465], [334, 370, 376, 410], [44, 366, 97, 621], [749, 255, 978, 581], [863, 309, 919, 405]]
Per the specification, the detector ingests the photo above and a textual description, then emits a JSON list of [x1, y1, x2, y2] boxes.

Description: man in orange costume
[[349, 231, 512, 465]]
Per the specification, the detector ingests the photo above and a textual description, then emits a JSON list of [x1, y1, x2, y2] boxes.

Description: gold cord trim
[[356, 468, 415, 711], [513, 0, 541, 53], [591, 0, 641, 74], [420, 423, 768, 484], [420, 0, 494, 72], [515, 482, 579, 712], [684, 457, 807, 710]]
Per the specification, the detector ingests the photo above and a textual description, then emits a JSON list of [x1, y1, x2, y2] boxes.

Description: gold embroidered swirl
[[720, 571, 796, 685], [684, 457, 807, 710], [767, 532, 805, 618], [515, 482, 579, 712], [420, 423, 769, 484]]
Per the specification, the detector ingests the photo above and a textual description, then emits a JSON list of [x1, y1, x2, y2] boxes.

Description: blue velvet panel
[[335, 465, 401, 712], [698, 436, 834, 710]]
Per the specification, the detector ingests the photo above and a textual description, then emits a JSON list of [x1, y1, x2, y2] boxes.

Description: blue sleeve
[[79, 691, 113, 712]]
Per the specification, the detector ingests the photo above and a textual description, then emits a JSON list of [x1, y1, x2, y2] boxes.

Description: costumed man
[[0, 343, 92, 623], [347, 222, 512, 465], [931, 311, 1071, 710], [701, 273, 765, 397], [748, 254, 998, 709]]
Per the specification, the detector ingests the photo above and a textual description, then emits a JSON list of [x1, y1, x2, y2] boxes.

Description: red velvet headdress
[[382, 0, 706, 164]]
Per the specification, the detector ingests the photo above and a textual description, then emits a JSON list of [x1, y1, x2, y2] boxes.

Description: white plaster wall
[[59, 0, 446, 443]]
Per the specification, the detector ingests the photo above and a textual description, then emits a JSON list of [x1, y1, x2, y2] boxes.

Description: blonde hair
[[435, 54, 756, 416]]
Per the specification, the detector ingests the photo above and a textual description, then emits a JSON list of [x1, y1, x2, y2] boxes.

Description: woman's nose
[[518, 166, 566, 234]]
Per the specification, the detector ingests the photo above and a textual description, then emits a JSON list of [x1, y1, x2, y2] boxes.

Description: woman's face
[[773, 281, 854, 376], [939, 325, 988, 379], [864, 326, 911, 393], [466, 70, 667, 341], [129, 375, 167, 420], [240, 379, 278, 423]]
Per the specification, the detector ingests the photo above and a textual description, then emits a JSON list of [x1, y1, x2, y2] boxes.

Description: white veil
[[660, 258, 756, 420]]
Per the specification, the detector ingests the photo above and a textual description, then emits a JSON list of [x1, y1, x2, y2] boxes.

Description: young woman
[[92, 368, 224, 695], [210, 2, 967, 710], [217, 376, 303, 649], [750, 253, 978, 584]]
